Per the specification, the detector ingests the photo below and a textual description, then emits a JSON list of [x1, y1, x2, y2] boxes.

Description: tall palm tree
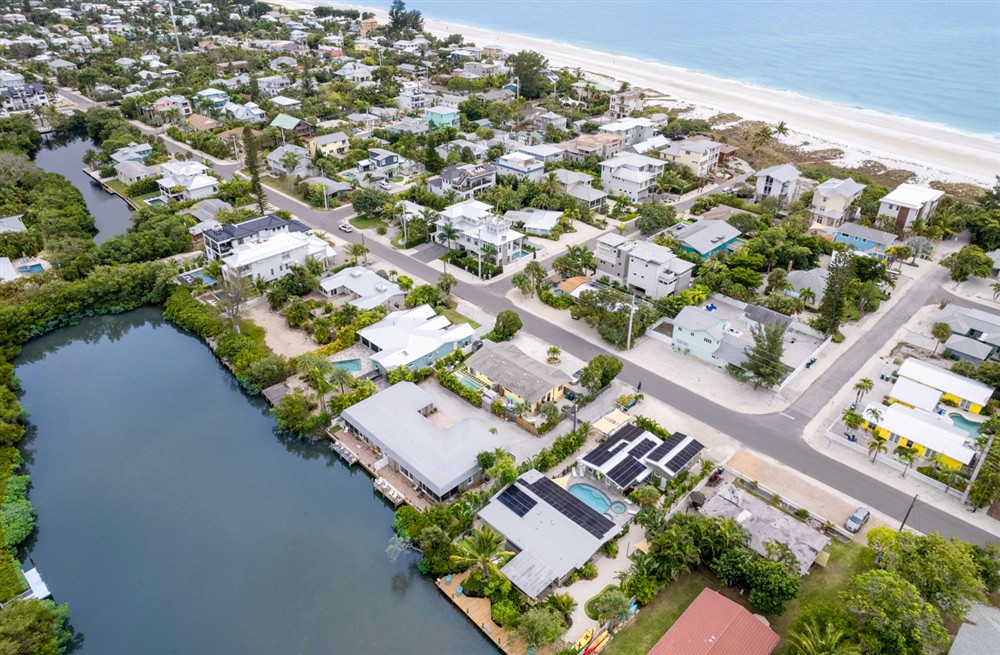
[[439, 221, 460, 250], [774, 121, 789, 138], [539, 171, 561, 196], [328, 365, 354, 395], [853, 378, 874, 406], [297, 353, 335, 413], [868, 436, 889, 464], [449, 527, 513, 580], [786, 620, 860, 655], [481, 243, 499, 266], [798, 287, 816, 307], [655, 170, 680, 195], [347, 242, 369, 265], [842, 408, 864, 430]]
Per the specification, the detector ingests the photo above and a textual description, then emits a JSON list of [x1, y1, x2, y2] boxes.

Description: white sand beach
[[274, 0, 1000, 187]]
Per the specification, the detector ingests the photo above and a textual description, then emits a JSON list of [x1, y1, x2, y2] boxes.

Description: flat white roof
[[881, 183, 945, 208], [868, 402, 975, 465]]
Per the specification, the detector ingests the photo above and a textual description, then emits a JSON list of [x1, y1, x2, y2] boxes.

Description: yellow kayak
[[585, 631, 609, 655], [574, 627, 596, 651]]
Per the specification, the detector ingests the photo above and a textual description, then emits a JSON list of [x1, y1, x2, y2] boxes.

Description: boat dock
[[326, 428, 431, 510], [436, 570, 566, 655]]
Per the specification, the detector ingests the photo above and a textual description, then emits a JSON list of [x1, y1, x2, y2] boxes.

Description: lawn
[[604, 541, 866, 655], [435, 306, 480, 329], [349, 215, 386, 230], [105, 179, 128, 196]]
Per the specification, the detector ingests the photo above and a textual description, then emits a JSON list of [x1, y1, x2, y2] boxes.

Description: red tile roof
[[646, 588, 780, 655]]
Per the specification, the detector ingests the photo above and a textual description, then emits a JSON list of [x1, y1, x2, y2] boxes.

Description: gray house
[[340, 382, 497, 502]]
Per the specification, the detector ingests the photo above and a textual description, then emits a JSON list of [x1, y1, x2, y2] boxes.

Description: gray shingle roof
[[465, 340, 568, 404]]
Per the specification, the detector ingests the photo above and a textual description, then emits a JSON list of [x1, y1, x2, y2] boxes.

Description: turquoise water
[[458, 373, 484, 391], [949, 412, 983, 439], [330, 357, 362, 372], [146, 197, 166, 206], [18, 263, 44, 274], [569, 483, 626, 514], [350, 1, 1000, 135]]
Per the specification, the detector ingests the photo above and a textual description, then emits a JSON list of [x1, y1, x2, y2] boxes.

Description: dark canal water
[[34, 136, 135, 244], [16, 309, 497, 655]]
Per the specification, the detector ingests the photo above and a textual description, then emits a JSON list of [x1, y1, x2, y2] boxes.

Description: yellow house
[[864, 403, 974, 469], [895, 358, 994, 414], [464, 340, 568, 414], [308, 131, 350, 158]]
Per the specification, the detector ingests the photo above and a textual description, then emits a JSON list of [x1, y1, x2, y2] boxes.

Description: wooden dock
[[326, 429, 430, 509], [436, 571, 567, 655]]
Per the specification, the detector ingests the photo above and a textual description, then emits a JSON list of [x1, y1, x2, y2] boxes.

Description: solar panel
[[526, 476, 615, 539], [583, 433, 630, 466], [497, 484, 537, 517], [664, 440, 705, 474], [607, 455, 649, 488], [628, 438, 656, 459], [646, 433, 686, 463], [611, 423, 645, 442]]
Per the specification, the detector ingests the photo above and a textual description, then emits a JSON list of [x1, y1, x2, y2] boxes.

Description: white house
[[599, 153, 665, 202], [319, 267, 405, 310], [266, 144, 312, 176], [553, 169, 608, 210], [495, 152, 545, 182], [662, 138, 722, 178], [599, 117, 656, 146], [430, 163, 497, 200], [223, 101, 267, 123], [810, 178, 866, 227], [877, 184, 945, 231], [156, 161, 218, 201], [222, 231, 334, 282], [754, 163, 805, 204], [435, 199, 527, 266], [358, 304, 475, 373]]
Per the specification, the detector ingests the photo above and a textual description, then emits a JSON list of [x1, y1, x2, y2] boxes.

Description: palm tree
[[752, 125, 774, 150], [841, 408, 864, 430], [82, 148, 98, 169], [481, 243, 499, 270], [565, 244, 596, 275], [931, 322, 951, 354], [992, 281, 1000, 301], [868, 436, 889, 464], [437, 272, 457, 295], [865, 407, 882, 424], [545, 593, 577, 622], [799, 287, 816, 307], [853, 378, 874, 406], [547, 346, 561, 363], [786, 620, 860, 655], [774, 121, 790, 138], [449, 527, 513, 580], [896, 446, 917, 478], [539, 171, 561, 196], [347, 242, 369, 265], [297, 353, 335, 413], [439, 221, 460, 250], [655, 169, 680, 195], [328, 365, 354, 395]]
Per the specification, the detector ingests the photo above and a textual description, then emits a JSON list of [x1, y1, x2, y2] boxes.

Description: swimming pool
[[330, 358, 362, 373], [17, 264, 44, 275], [145, 198, 166, 207], [569, 483, 626, 514], [510, 250, 530, 261], [458, 374, 484, 391], [949, 412, 983, 438]]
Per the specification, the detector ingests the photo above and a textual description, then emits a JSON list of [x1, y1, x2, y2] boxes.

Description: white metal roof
[[897, 358, 994, 407], [359, 304, 474, 370], [319, 267, 402, 310], [880, 183, 945, 209], [868, 402, 975, 465], [889, 377, 942, 412]]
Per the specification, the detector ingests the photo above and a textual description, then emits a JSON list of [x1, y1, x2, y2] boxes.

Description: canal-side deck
[[436, 570, 566, 655], [326, 428, 431, 511]]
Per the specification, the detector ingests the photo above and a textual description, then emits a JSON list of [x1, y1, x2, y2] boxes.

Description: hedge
[[538, 286, 574, 309]]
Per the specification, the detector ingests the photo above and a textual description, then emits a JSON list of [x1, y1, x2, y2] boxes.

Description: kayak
[[574, 627, 596, 651], [585, 631, 610, 655]]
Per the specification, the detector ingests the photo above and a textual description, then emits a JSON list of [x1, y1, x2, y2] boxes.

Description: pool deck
[[436, 570, 567, 655], [327, 343, 376, 377]]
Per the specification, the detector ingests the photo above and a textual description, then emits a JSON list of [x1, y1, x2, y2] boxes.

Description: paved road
[[63, 88, 995, 544]]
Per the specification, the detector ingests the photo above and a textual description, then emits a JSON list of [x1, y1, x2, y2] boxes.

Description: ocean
[[347, 0, 1000, 137]]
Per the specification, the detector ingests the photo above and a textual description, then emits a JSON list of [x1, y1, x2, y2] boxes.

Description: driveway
[[410, 242, 448, 263]]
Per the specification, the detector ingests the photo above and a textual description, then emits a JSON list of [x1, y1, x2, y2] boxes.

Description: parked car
[[570, 369, 583, 385], [338, 223, 354, 233], [844, 507, 870, 533], [378, 181, 392, 190]]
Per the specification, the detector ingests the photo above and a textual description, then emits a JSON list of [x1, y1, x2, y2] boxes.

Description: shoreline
[[276, 0, 1000, 187]]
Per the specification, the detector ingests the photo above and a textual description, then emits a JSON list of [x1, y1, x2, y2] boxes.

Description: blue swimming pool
[[510, 250, 530, 261], [145, 198, 166, 207], [18, 264, 44, 275], [330, 358, 361, 373], [458, 374, 484, 391], [569, 483, 626, 514], [949, 412, 983, 438]]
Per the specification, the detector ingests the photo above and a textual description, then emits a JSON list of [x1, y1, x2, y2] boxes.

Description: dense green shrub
[[163, 288, 225, 338], [1, 474, 34, 547], [634, 415, 671, 439], [124, 176, 159, 197], [538, 286, 574, 309]]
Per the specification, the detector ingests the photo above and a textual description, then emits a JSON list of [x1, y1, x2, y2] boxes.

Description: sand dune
[[274, 0, 1000, 186]]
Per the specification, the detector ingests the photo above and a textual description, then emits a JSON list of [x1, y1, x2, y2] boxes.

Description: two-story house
[[558, 133, 625, 164], [608, 89, 644, 120], [425, 105, 459, 128], [309, 131, 350, 158], [553, 169, 608, 211], [256, 74, 291, 97], [435, 199, 526, 267], [358, 147, 404, 178], [222, 230, 335, 283], [810, 177, 866, 227], [599, 117, 656, 146], [193, 87, 229, 111], [599, 153, 666, 202], [266, 144, 312, 177], [495, 152, 545, 182], [877, 184, 945, 231], [223, 101, 267, 123], [754, 163, 806, 204], [396, 81, 427, 111], [203, 214, 310, 260], [833, 223, 897, 259], [662, 137, 722, 177], [156, 161, 218, 202], [153, 95, 192, 117], [430, 163, 497, 200]]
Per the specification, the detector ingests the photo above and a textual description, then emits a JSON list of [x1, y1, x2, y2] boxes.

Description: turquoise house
[[425, 105, 459, 128]]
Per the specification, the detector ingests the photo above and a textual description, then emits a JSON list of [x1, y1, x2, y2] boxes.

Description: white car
[[378, 181, 392, 190], [338, 223, 354, 233]]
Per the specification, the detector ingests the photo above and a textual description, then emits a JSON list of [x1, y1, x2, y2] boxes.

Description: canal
[[16, 309, 497, 655], [34, 135, 135, 244]]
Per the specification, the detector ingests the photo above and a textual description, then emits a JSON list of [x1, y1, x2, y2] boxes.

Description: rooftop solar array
[[628, 438, 657, 459], [646, 432, 686, 463], [497, 484, 537, 517], [663, 439, 705, 474], [525, 476, 615, 539], [607, 455, 649, 488], [582, 433, 629, 466]]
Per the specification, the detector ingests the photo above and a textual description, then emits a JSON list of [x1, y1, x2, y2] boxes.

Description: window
[[703, 337, 712, 344], [960, 399, 972, 410]]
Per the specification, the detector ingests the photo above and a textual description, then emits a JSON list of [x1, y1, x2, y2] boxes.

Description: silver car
[[844, 507, 870, 533]]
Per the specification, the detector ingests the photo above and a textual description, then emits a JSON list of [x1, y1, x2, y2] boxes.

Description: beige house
[[663, 137, 722, 177], [810, 177, 866, 227], [557, 133, 625, 164], [309, 131, 350, 158]]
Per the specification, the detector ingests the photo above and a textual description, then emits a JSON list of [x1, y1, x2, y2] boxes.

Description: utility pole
[[477, 227, 483, 280], [962, 432, 995, 506], [168, 2, 183, 59], [899, 494, 918, 532], [625, 292, 636, 350]]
